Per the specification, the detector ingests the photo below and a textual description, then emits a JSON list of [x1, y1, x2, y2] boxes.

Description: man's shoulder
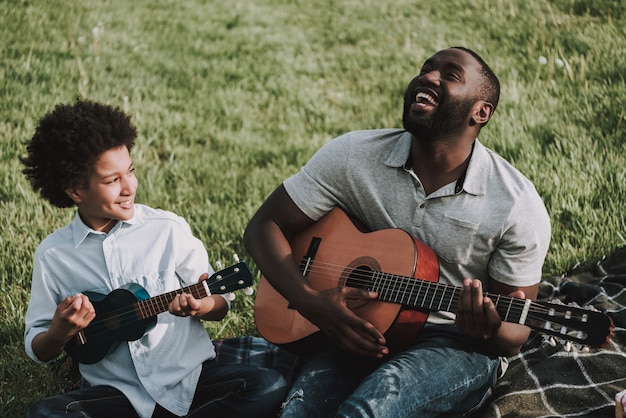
[[475, 142, 538, 194], [340, 128, 406, 142]]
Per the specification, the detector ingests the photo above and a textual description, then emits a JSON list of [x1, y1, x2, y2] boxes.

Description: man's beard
[[403, 98, 474, 142]]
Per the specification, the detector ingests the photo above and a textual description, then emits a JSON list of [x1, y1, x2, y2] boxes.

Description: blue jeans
[[26, 360, 288, 417], [280, 324, 500, 418]]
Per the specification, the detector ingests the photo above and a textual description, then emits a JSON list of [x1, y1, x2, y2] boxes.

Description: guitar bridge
[[288, 236, 322, 310]]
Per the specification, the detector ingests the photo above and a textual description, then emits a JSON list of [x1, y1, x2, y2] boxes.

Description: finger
[[341, 287, 379, 301], [457, 278, 472, 317], [471, 280, 484, 314], [333, 326, 388, 358]]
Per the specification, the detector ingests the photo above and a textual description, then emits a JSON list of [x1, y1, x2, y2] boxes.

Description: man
[[23, 99, 287, 417], [244, 47, 551, 417]]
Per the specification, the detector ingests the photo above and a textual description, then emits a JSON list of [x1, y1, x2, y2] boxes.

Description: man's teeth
[[416, 92, 437, 106]]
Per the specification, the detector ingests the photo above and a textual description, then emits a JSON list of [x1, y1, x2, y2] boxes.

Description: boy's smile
[[66, 145, 137, 232]]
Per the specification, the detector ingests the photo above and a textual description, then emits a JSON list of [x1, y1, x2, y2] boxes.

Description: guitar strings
[[295, 260, 604, 344], [296, 259, 592, 325]]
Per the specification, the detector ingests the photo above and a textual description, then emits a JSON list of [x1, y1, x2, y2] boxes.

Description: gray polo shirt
[[284, 128, 551, 323]]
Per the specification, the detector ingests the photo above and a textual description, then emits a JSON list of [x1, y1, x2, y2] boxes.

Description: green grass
[[1, 0, 625, 415]]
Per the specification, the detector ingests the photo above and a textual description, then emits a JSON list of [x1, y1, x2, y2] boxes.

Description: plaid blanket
[[216, 246, 626, 418], [478, 246, 626, 418]]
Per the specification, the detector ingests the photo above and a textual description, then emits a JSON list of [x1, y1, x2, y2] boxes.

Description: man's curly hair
[[22, 99, 137, 208]]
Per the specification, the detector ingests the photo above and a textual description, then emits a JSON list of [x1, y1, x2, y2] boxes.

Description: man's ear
[[471, 101, 494, 126], [65, 188, 82, 204]]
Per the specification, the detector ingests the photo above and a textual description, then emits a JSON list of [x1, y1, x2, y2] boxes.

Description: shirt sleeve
[[172, 215, 231, 306], [489, 187, 552, 287], [284, 133, 352, 220], [24, 250, 60, 363]]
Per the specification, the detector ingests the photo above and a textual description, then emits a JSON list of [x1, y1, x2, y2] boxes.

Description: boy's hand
[[50, 294, 96, 343]]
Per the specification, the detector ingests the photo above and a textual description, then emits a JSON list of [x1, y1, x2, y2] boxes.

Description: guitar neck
[[371, 272, 530, 325], [135, 282, 209, 320]]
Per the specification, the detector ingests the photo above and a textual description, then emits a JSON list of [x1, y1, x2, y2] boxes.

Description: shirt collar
[[70, 206, 142, 248], [384, 132, 489, 196]]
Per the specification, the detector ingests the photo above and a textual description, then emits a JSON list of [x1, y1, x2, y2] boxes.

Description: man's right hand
[[294, 286, 389, 358]]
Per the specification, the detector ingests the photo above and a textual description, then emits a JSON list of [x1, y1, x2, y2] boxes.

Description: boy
[[23, 99, 287, 417]]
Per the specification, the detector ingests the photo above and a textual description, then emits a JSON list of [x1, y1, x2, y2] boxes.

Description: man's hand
[[296, 286, 389, 358], [455, 278, 531, 357]]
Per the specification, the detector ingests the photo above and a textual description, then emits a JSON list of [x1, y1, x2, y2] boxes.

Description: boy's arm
[[31, 294, 95, 362]]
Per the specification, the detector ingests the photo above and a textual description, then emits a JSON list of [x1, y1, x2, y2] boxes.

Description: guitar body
[[65, 283, 155, 364], [254, 208, 440, 354], [255, 209, 615, 352]]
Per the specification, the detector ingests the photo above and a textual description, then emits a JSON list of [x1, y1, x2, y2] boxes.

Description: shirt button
[[419, 202, 426, 208]]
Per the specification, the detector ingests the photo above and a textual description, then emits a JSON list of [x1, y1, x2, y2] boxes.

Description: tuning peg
[[243, 287, 254, 296], [564, 341, 572, 352], [548, 336, 557, 347], [233, 254, 240, 263], [226, 292, 236, 301], [215, 260, 224, 270]]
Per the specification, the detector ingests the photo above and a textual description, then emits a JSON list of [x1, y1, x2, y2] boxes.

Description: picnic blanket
[[215, 245, 626, 418], [478, 245, 626, 418]]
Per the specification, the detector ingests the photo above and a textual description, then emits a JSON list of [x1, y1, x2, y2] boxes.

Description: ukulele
[[254, 208, 614, 355], [65, 261, 253, 364]]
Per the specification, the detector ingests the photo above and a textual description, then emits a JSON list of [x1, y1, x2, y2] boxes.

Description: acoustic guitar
[[65, 262, 253, 364], [254, 208, 613, 355]]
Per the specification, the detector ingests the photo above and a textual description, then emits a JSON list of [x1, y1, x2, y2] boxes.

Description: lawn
[[1, 0, 625, 415]]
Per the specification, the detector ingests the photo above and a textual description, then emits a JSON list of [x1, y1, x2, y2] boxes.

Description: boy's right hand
[[50, 294, 96, 341], [32, 294, 96, 362]]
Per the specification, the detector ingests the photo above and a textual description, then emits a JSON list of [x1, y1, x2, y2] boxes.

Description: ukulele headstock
[[210, 254, 254, 299]]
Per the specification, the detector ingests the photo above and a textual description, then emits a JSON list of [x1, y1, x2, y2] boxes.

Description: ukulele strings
[[79, 267, 249, 340], [74, 285, 207, 340], [73, 274, 228, 340]]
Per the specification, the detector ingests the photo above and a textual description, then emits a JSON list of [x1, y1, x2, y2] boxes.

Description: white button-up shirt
[[25, 204, 224, 417]]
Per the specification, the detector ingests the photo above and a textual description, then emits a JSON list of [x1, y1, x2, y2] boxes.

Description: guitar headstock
[[526, 300, 614, 348], [207, 257, 254, 296]]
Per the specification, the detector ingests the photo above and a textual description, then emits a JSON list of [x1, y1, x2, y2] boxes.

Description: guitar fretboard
[[368, 271, 530, 325]]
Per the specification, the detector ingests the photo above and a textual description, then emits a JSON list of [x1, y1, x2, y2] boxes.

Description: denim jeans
[[26, 359, 288, 418], [280, 324, 500, 418]]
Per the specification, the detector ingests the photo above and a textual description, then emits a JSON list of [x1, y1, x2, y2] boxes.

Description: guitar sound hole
[[345, 266, 374, 291]]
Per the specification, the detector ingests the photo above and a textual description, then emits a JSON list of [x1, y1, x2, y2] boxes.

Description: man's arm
[[244, 185, 388, 357]]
